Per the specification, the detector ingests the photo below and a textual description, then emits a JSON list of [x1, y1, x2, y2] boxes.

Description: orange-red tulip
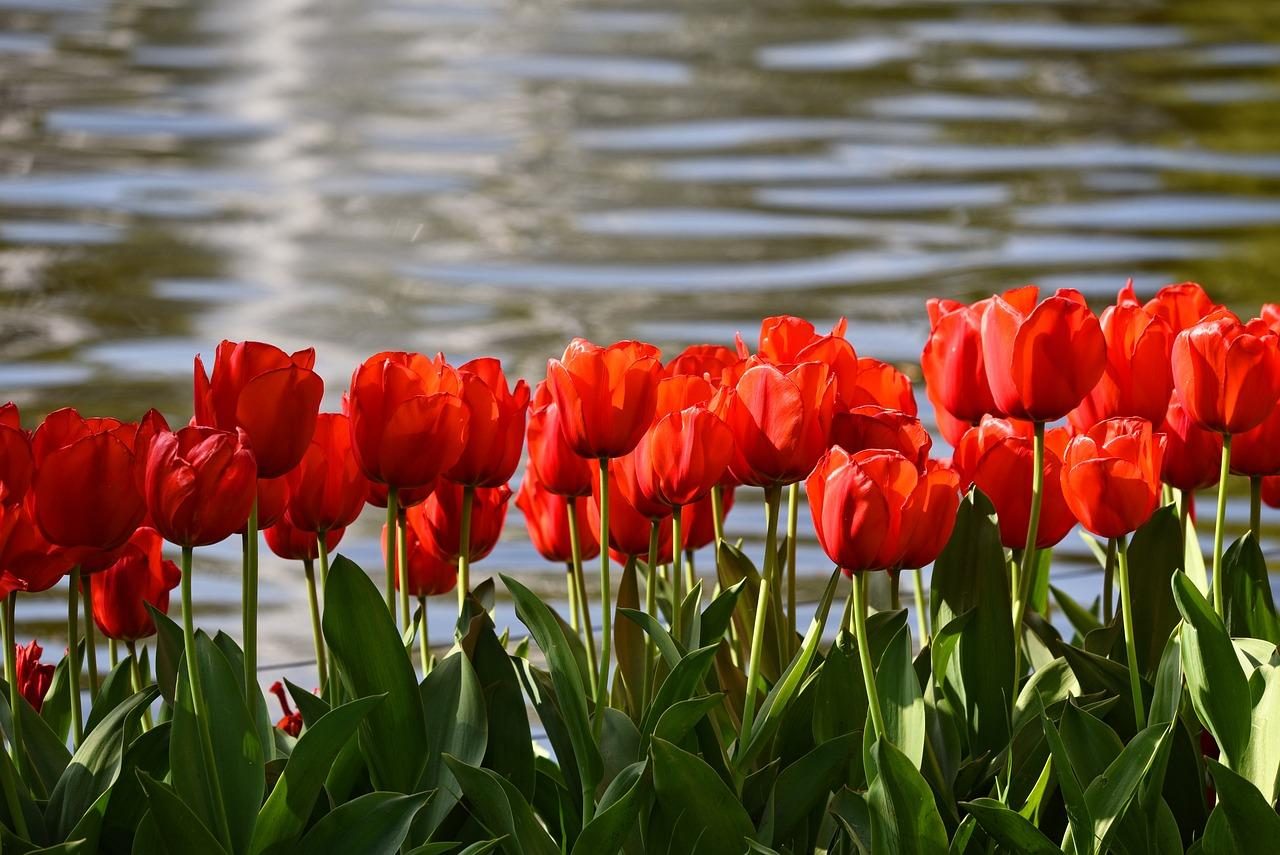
[[664, 344, 741, 386], [383, 521, 457, 597], [408, 481, 510, 564], [589, 462, 673, 563], [953, 417, 1077, 550], [268, 681, 303, 737], [0, 503, 73, 596], [1160, 394, 1223, 491], [610, 451, 672, 522], [446, 358, 530, 487], [1137, 281, 1220, 334], [897, 461, 962, 570], [346, 351, 470, 488], [264, 518, 345, 561], [1062, 417, 1166, 539], [1231, 404, 1280, 477], [144, 426, 257, 547], [526, 382, 594, 498], [722, 361, 836, 486], [922, 291, 1024, 424], [748, 315, 849, 366], [1263, 476, 1280, 509], [0, 403, 32, 507], [515, 465, 600, 564], [247, 476, 289, 531], [14, 640, 53, 712], [545, 338, 662, 460], [365, 481, 434, 510], [632, 405, 733, 509], [1068, 292, 1174, 431], [982, 287, 1106, 422], [89, 527, 180, 641], [194, 340, 323, 478], [830, 405, 932, 470], [846, 357, 916, 415], [284, 413, 369, 533], [1171, 310, 1280, 434]]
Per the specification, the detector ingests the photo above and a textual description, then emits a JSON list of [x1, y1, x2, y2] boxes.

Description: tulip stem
[[711, 485, 725, 553], [643, 520, 660, 710], [672, 512, 684, 643], [741, 484, 782, 739], [567, 497, 598, 687], [912, 567, 929, 644], [81, 573, 99, 698], [1212, 435, 1232, 617], [1102, 537, 1117, 624], [853, 573, 888, 744], [126, 640, 152, 731], [841, 584, 855, 635], [594, 459, 612, 736], [67, 565, 83, 747], [418, 596, 431, 675], [786, 482, 799, 656], [685, 549, 697, 602], [303, 559, 327, 695], [889, 569, 901, 611], [1116, 536, 1145, 729], [1010, 421, 1045, 693], [385, 488, 399, 619], [1250, 476, 1262, 539], [566, 562, 579, 634], [108, 638, 118, 670], [181, 545, 232, 847], [457, 486, 475, 622], [316, 533, 336, 699], [244, 497, 259, 697], [4, 592, 29, 788], [397, 506, 411, 631]]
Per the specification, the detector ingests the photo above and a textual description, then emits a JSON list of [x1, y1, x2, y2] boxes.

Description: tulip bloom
[[408, 481, 510, 564], [194, 341, 324, 478], [89, 527, 180, 641], [248, 476, 290, 531], [1171, 310, 1280, 435], [516, 468, 600, 564], [589, 461, 674, 564], [1263, 476, 1280, 510], [526, 382, 594, 498], [897, 461, 962, 571], [0, 503, 73, 596], [383, 521, 458, 598], [1160, 394, 1224, 492], [144, 426, 257, 547], [445, 358, 530, 487], [953, 418, 1077, 550], [830, 406, 932, 470], [1068, 295, 1174, 431], [346, 351, 470, 488], [545, 338, 662, 460], [1138, 281, 1220, 334], [922, 291, 1027, 424], [722, 361, 836, 486], [365, 481, 433, 510], [269, 681, 303, 737], [1230, 404, 1280, 478], [284, 413, 370, 533], [749, 315, 849, 365], [632, 406, 733, 509], [264, 519, 345, 561], [14, 640, 53, 712], [0, 403, 33, 507], [1061, 418, 1166, 539], [982, 287, 1106, 422], [846, 357, 916, 415], [664, 344, 741, 385]]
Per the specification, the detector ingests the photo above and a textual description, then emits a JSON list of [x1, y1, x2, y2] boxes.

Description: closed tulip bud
[[346, 351, 470, 488], [664, 344, 742, 386], [382, 521, 457, 597], [723, 361, 836, 486], [546, 338, 662, 460], [1171, 310, 1280, 434], [846, 357, 916, 415], [89, 527, 180, 641], [1159, 394, 1224, 491], [1068, 294, 1175, 431], [526, 382, 594, 498], [610, 451, 672, 522], [795, 336, 861, 409], [589, 461, 673, 563], [897, 461, 963, 570], [408, 481, 510, 564], [1062, 417, 1166, 539], [14, 641, 53, 712], [680, 487, 735, 552], [284, 413, 370, 533], [830, 405, 932, 470], [145, 426, 258, 547], [446, 358, 530, 488], [515, 465, 600, 564], [953, 417, 1077, 550], [264, 518, 345, 561], [0, 403, 33, 507], [982, 287, 1106, 422], [194, 341, 324, 478]]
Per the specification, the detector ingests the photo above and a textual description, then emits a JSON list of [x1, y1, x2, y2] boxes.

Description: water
[[2, 0, 1278, 688]]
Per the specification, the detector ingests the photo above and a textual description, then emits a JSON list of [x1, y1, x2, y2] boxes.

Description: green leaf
[[614, 558, 646, 719], [700, 581, 745, 648], [1149, 630, 1183, 727], [250, 695, 383, 855], [297, 791, 431, 855], [445, 755, 559, 855], [641, 644, 719, 735], [1041, 714, 1092, 855], [654, 694, 724, 745], [146, 605, 183, 706], [572, 761, 648, 855], [137, 773, 229, 855], [417, 651, 488, 838], [460, 611, 535, 797], [1082, 721, 1175, 852], [1051, 585, 1102, 639], [618, 609, 683, 668], [813, 631, 867, 746], [83, 659, 137, 737], [0, 675, 72, 798], [875, 623, 925, 769], [211, 631, 275, 763], [1127, 506, 1184, 675], [1012, 657, 1079, 738], [760, 733, 858, 848], [1204, 758, 1280, 847], [1224, 534, 1280, 644], [1240, 662, 1280, 803], [960, 798, 1060, 855], [1172, 572, 1251, 767], [650, 737, 753, 855], [323, 555, 427, 793], [38, 644, 78, 743], [866, 739, 948, 855]]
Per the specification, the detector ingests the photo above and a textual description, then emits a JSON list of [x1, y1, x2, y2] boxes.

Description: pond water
[[2, 0, 1278, 687]]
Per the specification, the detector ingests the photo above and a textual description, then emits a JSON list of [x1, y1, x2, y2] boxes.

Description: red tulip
[[982, 287, 1106, 422], [1062, 417, 1166, 538], [31, 409, 149, 555], [446, 358, 530, 487], [514, 466, 600, 564], [365, 481, 434, 510], [526, 382, 594, 498], [830, 405, 932, 470], [284, 413, 369, 533], [749, 315, 849, 365], [1231, 403, 1280, 477], [264, 518, 345, 561], [1159, 393, 1224, 491], [929, 398, 974, 448], [382, 522, 457, 597], [0, 403, 33, 507], [1262, 476, 1280, 509], [1067, 293, 1174, 431], [922, 290, 1030, 424], [14, 640, 53, 712], [610, 451, 672, 522], [247, 476, 290, 531], [1172, 310, 1280, 434], [806, 446, 945, 573], [680, 487, 735, 552], [346, 351, 470, 488], [268, 681, 303, 737], [1136, 281, 1220, 335], [664, 344, 742, 386], [632, 405, 733, 509], [794, 336, 861, 408], [0, 503, 73, 596], [953, 417, 1077, 550], [545, 338, 662, 460], [897, 461, 962, 570], [144, 426, 258, 547], [589, 460, 673, 562], [846, 357, 916, 415], [722, 361, 836, 486], [194, 340, 324, 478], [89, 527, 180, 641], [408, 481, 510, 564]]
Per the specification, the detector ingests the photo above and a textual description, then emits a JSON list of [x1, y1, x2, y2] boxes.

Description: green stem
[[684, 549, 696, 597], [81, 572, 99, 698], [853, 573, 888, 743], [1011, 422, 1045, 689], [643, 520, 660, 710], [108, 638, 118, 670], [711, 485, 725, 548], [126, 639, 153, 731], [841, 583, 855, 635], [594, 460, 612, 735], [786, 482, 799, 655], [889, 569, 901, 611], [385, 488, 399, 619], [567, 497, 598, 687], [67, 565, 83, 747], [317, 534, 335, 699], [1102, 537, 1117, 624], [911, 567, 929, 644], [303, 559, 327, 694], [1250, 475, 1262, 539], [1212, 435, 1232, 617], [1116, 536, 1145, 729], [418, 595, 431, 675], [456, 486, 474, 621], [4, 592, 28, 788], [244, 497, 259, 695], [741, 484, 782, 738], [566, 562, 579, 634], [671, 511, 684, 642], [398, 507, 411, 631]]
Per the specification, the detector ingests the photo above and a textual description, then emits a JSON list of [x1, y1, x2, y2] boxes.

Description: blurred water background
[[2, 0, 1278, 691]]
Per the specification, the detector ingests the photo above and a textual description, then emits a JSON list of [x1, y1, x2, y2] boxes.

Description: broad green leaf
[[614, 558, 646, 719], [460, 612, 535, 796], [1082, 721, 1175, 852], [654, 694, 724, 745], [1204, 758, 1280, 849], [1149, 630, 1183, 727], [960, 798, 1059, 855], [760, 732, 858, 848], [1051, 585, 1102, 639], [446, 755, 559, 855], [571, 761, 648, 855], [650, 738, 753, 855], [211, 631, 275, 763], [146, 605, 183, 706], [618, 608, 683, 668], [0, 676, 72, 798], [83, 659, 136, 736], [416, 651, 487, 838], [323, 555, 427, 793], [38, 644, 79, 743], [1127, 505, 1184, 674], [1240, 663, 1280, 803], [297, 791, 431, 855], [1224, 534, 1280, 645], [813, 631, 867, 746], [137, 774, 229, 855], [1041, 714, 1092, 855], [1183, 511, 1208, 594], [700, 581, 745, 648], [1012, 658, 1079, 737], [641, 644, 719, 735], [875, 624, 925, 768], [866, 739, 948, 855]]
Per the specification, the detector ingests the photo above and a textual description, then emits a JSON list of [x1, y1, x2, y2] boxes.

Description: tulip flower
[[1068, 294, 1174, 431], [268, 681, 303, 737], [516, 468, 600, 565], [0, 504, 73, 597], [365, 481, 434, 510], [284, 413, 370, 536], [632, 404, 733, 510], [0, 403, 33, 508], [830, 405, 932, 470], [664, 344, 742, 385], [846, 357, 917, 415], [1160, 394, 1224, 494], [1231, 402, 1280, 535], [1138, 281, 1220, 334], [545, 338, 662, 461], [526, 382, 594, 498], [446, 358, 530, 488], [145, 427, 257, 548], [247, 476, 289, 532], [589, 460, 674, 565], [723, 361, 836, 487], [265, 519, 345, 562], [407, 481, 510, 566], [1263, 475, 1280, 510], [89, 527, 180, 642], [1061, 417, 1167, 727], [922, 290, 1028, 425], [14, 640, 53, 712], [748, 315, 849, 365]]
